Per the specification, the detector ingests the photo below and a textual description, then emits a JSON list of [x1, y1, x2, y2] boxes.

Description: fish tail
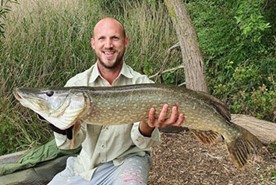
[[226, 123, 263, 168]]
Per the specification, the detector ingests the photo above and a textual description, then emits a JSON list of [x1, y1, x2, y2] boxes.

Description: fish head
[[14, 87, 87, 130]]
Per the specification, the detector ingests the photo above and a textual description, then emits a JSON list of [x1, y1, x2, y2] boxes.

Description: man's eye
[[46, 91, 54, 97], [112, 37, 119, 41]]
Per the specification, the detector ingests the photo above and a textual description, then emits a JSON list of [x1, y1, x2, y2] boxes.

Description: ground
[[148, 130, 276, 185]]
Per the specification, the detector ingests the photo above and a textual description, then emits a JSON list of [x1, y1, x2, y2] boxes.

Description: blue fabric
[[48, 154, 151, 185]]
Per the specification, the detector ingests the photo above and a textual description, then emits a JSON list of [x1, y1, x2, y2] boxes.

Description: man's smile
[[103, 50, 116, 59]]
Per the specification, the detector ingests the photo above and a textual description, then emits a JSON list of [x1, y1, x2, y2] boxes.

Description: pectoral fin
[[69, 122, 81, 149]]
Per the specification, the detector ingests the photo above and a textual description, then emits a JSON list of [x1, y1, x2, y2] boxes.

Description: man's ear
[[125, 36, 129, 48], [91, 37, 95, 49]]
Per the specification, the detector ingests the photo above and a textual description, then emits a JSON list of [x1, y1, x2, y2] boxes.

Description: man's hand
[[139, 104, 185, 137], [48, 124, 74, 140]]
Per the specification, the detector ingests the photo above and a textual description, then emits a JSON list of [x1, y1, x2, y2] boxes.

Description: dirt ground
[[148, 130, 276, 185]]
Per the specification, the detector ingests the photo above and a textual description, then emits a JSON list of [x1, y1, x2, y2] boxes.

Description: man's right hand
[[37, 114, 74, 140], [48, 124, 74, 140]]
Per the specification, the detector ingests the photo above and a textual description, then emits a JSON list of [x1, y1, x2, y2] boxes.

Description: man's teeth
[[104, 51, 114, 55]]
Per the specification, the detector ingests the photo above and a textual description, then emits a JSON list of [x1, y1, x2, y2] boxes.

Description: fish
[[13, 83, 262, 168]]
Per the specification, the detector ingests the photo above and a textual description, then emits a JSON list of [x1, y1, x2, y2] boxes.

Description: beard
[[96, 49, 125, 70]]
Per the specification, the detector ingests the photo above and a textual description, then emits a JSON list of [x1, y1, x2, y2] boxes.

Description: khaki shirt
[[53, 63, 160, 180]]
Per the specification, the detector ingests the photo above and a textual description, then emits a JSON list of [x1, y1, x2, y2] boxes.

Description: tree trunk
[[231, 114, 276, 145], [164, 0, 208, 93]]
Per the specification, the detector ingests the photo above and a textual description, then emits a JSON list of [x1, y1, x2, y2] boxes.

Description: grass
[[0, 0, 181, 154], [0, 0, 98, 154]]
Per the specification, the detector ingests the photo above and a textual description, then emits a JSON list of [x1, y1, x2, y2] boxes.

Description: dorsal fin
[[196, 91, 231, 121]]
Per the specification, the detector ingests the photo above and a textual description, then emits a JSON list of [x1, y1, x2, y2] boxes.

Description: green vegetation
[[188, 0, 275, 121], [0, 0, 17, 38], [0, 0, 275, 158]]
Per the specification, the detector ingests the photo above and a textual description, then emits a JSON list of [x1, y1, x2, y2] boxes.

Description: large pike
[[14, 84, 262, 168]]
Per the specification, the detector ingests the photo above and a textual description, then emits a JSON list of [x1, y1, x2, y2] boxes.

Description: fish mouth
[[14, 90, 23, 100]]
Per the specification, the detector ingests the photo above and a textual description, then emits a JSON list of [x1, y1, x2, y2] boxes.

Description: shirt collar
[[89, 62, 133, 84], [120, 62, 133, 79], [90, 64, 101, 83]]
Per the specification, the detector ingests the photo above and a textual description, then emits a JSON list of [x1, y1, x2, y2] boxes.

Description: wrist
[[139, 121, 154, 137]]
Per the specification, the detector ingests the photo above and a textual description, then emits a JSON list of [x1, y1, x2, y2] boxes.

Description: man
[[49, 17, 184, 185]]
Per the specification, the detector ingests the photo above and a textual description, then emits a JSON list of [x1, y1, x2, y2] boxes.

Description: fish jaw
[[14, 88, 53, 117], [14, 88, 88, 130]]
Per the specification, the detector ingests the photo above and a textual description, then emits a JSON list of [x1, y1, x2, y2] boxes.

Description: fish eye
[[46, 90, 54, 97]]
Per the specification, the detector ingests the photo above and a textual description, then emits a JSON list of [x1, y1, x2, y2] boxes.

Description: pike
[[14, 84, 262, 168]]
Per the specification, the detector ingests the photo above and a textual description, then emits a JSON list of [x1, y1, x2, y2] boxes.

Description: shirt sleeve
[[131, 122, 160, 150]]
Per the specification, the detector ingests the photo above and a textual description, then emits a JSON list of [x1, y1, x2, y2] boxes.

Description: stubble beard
[[97, 50, 125, 70]]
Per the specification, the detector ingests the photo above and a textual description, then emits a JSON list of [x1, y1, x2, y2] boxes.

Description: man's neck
[[97, 62, 123, 85]]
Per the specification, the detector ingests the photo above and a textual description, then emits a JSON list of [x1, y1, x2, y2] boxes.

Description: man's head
[[91, 17, 128, 71]]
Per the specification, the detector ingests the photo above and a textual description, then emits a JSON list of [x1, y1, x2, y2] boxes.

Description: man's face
[[91, 19, 128, 70]]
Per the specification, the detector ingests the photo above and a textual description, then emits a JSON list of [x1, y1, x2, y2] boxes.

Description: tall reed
[[0, 0, 98, 154], [0, 0, 179, 154]]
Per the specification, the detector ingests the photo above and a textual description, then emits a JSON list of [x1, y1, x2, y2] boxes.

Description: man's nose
[[104, 39, 114, 48]]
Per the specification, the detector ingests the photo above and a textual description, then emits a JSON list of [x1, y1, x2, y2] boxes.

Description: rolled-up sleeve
[[131, 122, 160, 150]]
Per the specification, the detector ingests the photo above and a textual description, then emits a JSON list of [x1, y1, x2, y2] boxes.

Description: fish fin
[[226, 124, 263, 168], [159, 126, 189, 133], [191, 129, 223, 145], [196, 91, 231, 121], [69, 122, 81, 149]]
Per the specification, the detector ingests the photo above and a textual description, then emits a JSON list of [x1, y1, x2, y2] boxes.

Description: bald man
[[49, 17, 184, 185]]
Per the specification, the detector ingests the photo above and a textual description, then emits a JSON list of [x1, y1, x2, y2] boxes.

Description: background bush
[[188, 0, 275, 121], [0, 0, 275, 155]]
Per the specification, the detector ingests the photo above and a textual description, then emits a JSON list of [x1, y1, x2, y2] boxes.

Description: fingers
[[48, 123, 75, 140], [172, 112, 185, 127], [165, 106, 178, 125], [157, 104, 169, 124], [148, 107, 156, 128], [149, 104, 184, 128], [48, 124, 66, 135]]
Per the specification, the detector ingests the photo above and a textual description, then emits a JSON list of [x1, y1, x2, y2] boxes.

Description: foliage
[[187, 0, 275, 120]]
